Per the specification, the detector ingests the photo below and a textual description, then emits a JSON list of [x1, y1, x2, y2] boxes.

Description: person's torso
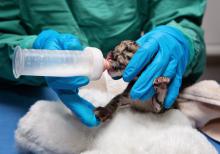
[[19, 0, 150, 55]]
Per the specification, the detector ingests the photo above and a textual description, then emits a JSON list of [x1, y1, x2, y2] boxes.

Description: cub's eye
[[119, 64, 126, 70], [111, 62, 118, 70]]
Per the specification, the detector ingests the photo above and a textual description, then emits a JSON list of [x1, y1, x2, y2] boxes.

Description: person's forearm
[[166, 21, 206, 85], [144, 0, 207, 85], [0, 34, 46, 86]]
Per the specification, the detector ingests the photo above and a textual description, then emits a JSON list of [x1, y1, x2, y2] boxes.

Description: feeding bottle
[[13, 46, 110, 80]]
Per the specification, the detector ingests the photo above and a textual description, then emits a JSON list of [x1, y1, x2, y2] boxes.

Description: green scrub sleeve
[[144, 0, 207, 86], [0, 34, 47, 86], [0, 0, 89, 86], [0, 1, 44, 85]]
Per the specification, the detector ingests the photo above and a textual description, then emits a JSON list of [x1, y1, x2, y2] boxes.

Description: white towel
[[15, 74, 217, 154]]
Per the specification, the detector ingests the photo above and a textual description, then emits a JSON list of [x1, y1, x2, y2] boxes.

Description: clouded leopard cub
[[94, 40, 170, 122]]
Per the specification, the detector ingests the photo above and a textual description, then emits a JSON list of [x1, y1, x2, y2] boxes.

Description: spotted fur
[[107, 40, 139, 79], [95, 40, 170, 123]]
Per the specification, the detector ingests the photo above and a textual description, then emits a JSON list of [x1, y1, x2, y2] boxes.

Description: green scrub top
[[0, 0, 207, 86]]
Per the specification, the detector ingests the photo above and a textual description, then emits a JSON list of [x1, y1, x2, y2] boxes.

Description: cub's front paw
[[94, 107, 112, 122]]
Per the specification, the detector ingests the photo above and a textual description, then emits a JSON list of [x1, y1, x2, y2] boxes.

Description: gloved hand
[[123, 26, 190, 109], [33, 29, 100, 127]]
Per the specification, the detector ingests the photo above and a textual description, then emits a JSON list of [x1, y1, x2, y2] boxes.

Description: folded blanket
[[177, 80, 220, 142]]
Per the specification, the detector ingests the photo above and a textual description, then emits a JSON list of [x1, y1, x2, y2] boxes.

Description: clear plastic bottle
[[12, 46, 105, 80]]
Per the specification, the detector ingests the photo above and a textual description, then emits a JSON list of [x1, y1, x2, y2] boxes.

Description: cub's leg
[[152, 77, 170, 113], [94, 93, 132, 122]]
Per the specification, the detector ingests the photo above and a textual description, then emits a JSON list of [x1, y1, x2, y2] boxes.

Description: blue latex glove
[[33, 29, 100, 127], [123, 26, 190, 109]]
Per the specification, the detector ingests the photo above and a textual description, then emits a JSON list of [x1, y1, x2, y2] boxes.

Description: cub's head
[[107, 40, 139, 79]]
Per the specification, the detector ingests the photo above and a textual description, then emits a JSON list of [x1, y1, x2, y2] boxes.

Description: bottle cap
[[84, 47, 104, 80]]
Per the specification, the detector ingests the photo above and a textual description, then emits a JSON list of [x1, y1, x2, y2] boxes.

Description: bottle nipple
[[103, 59, 111, 71]]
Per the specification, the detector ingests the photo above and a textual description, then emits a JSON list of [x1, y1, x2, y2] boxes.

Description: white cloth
[[15, 74, 217, 154]]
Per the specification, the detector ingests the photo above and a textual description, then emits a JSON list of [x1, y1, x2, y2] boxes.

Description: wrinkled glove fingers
[[33, 30, 60, 49], [59, 92, 100, 127], [59, 34, 82, 50], [123, 39, 159, 82], [163, 65, 183, 109], [46, 76, 89, 90], [130, 52, 169, 100], [136, 57, 178, 101], [162, 58, 178, 79], [162, 46, 186, 108]]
